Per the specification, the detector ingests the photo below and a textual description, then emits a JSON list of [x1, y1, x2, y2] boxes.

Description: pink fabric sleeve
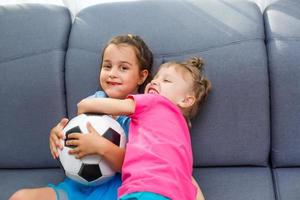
[[127, 94, 157, 119]]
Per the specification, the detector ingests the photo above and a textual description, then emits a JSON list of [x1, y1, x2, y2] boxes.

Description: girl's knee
[[9, 188, 55, 200], [9, 189, 29, 200]]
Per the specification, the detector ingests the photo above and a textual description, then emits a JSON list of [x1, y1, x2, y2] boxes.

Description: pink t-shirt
[[118, 94, 196, 200]]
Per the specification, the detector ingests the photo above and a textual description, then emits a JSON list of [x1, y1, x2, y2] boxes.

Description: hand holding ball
[[58, 114, 126, 186]]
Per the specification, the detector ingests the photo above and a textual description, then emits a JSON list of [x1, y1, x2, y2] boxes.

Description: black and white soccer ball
[[58, 114, 126, 186]]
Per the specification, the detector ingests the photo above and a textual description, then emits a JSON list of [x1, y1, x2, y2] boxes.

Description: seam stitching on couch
[[272, 169, 281, 200], [267, 37, 300, 42], [0, 48, 65, 65], [68, 37, 264, 58]]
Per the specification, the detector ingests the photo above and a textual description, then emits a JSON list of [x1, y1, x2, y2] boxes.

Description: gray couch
[[1, 0, 299, 199]]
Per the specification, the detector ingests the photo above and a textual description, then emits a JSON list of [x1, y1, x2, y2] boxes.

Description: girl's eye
[[163, 79, 171, 83], [120, 66, 129, 71], [102, 65, 111, 70]]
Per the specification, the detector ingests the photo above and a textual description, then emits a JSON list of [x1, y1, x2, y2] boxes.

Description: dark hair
[[101, 34, 153, 93]]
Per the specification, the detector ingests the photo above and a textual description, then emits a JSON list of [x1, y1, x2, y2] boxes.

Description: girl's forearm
[[97, 141, 125, 172], [77, 98, 135, 116], [77, 98, 99, 115]]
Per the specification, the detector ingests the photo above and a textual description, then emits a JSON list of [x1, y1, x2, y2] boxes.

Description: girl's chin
[[105, 90, 126, 99]]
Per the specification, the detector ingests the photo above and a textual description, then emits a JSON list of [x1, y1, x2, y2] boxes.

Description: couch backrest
[[178, 0, 270, 167], [264, 0, 300, 167], [64, 1, 164, 117], [65, 0, 270, 167], [0, 4, 71, 168]]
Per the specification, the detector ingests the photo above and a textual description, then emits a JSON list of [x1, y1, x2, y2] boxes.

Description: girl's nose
[[108, 67, 117, 78], [151, 79, 158, 85], [150, 79, 158, 85]]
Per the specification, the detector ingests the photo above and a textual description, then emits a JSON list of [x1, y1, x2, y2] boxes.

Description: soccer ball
[[58, 114, 126, 186]]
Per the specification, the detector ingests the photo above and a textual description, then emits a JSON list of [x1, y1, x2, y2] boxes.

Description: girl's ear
[[178, 95, 196, 109], [138, 69, 149, 85]]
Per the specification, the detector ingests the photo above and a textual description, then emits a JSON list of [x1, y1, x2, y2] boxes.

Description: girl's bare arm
[[73, 98, 135, 171], [77, 98, 135, 116], [87, 122, 125, 172]]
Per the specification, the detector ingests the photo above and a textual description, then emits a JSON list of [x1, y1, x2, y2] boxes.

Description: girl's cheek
[[99, 73, 109, 84]]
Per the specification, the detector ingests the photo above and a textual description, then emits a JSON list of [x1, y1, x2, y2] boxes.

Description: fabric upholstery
[[0, 169, 64, 199], [0, 4, 71, 168], [273, 168, 300, 200], [265, 0, 300, 167], [193, 167, 275, 200], [1, 0, 300, 199]]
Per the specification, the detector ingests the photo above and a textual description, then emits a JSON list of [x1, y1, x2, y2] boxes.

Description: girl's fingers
[[56, 140, 63, 150], [68, 149, 75, 155], [68, 147, 79, 155], [57, 131, 64, 140], [86, 122, 95, 132], [87, 122, 100, 135], [59, 118, 69, 129], [50, 139, 56, 151], [50, 141, 58, 159], [69, 149, 84, 159], [67, 133, 81, 139], [75, 153, 83, 159], [50, 135, 64, 158], [68, 147, 86, 159], [49, 118, 69, 159], [66, 139, 79, 147], [50, 133, 63, 149]]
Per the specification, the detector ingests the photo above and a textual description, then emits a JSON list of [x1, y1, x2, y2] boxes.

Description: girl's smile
[[100, 44, 146, 99], [107, 81, 122, 86], [145, 86, 159, 95]]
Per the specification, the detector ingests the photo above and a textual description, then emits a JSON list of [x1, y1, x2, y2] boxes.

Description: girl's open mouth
[[147, 88, 159, 94]]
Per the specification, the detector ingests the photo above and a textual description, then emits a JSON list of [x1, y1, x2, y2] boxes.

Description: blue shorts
[[48, 174, 122, 200], [119, 192, 170, 200]]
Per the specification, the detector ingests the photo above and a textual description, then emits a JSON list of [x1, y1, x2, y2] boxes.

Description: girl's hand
[[49, 118, 69, 159], [67, 122, 111, 159]]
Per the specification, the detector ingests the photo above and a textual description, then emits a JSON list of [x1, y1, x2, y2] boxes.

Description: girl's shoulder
[[93, 90, 107, 98], [116, 115, 130, 137]]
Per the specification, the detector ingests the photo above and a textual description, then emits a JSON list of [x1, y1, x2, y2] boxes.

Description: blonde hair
[[160, 57, 211, 127]]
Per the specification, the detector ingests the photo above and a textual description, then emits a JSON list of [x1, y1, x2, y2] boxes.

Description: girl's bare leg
[[192, 176, 205, 200], [9, 187, 57, 200]]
